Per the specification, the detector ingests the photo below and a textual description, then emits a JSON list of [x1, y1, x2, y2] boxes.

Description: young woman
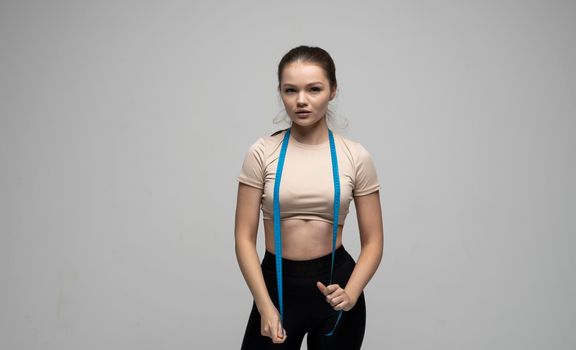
[[235, 45, 384, 350]]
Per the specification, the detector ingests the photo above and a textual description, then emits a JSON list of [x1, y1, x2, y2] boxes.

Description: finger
[[276, 320, 286, 342], [326, 286, 343, 300], [316, 281, 326, 293], [277, 320, 284, 338], [275, 329, 286, 342], [328, 294, 341, 305], [327, 294, 343, 306], [325, 284, 340, 296], [334, 300, 347, 311], [328, 283, 341, 292], [270, 322, 279, 341], [330, 288, 344, 298], [323, 284, 334, 296]]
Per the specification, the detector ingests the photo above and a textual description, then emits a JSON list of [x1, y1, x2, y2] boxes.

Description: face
[[279, 61, 336, 128]]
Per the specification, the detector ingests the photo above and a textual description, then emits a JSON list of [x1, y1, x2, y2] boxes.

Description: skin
[[234, 61, 384, 344]]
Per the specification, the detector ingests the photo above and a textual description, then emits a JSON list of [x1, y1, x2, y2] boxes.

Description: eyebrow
[[282, 81, 325, 87]]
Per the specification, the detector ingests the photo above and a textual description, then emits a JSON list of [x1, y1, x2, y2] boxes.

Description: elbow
[[235, 234, 256, 254], [360, 232, 384, 258]]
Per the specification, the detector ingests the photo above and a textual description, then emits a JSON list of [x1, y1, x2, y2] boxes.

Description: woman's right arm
[[234, 182, 274, 312], [234, 182, 287, 342]]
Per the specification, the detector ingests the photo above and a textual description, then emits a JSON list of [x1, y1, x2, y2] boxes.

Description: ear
[[329, 86, 337, 100]]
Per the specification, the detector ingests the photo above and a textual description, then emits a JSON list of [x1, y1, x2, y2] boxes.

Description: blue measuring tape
[[273, 127, 344, 337]]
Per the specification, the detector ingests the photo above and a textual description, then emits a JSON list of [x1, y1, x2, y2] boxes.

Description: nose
[[297, 91, 307, 106]]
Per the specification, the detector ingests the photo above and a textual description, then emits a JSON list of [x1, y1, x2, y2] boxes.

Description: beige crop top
[[237, 129, 380, 226]]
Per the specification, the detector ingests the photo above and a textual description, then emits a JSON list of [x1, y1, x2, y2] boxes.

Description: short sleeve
[[237, 137, 266, 189], [353, 143, 380, 196]]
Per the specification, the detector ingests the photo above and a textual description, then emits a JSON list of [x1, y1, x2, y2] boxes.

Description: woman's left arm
[[344, 190, 384, 305]]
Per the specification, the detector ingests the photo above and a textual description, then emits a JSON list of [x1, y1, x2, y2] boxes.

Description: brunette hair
[[277, 45, 337, 92]]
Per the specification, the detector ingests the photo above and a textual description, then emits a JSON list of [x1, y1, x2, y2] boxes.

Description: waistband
[[261, 245, 351, 277]]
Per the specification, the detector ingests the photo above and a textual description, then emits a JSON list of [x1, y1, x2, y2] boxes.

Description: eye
[[284, 88, 296, 93], [310, 86, 322, 92]]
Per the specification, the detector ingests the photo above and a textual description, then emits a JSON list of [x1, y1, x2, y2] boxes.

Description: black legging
[[240, 245, 366, 349]]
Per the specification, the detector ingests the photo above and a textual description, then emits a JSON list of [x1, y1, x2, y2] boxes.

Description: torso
[[264, 218, 343, 260]]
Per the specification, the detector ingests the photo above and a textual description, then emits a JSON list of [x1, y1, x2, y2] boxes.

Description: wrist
[[256, 299, 276, 314], [344, 287, 360, 305]]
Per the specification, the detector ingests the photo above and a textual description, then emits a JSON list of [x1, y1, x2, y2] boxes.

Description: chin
[[291, 119, 320, 128]]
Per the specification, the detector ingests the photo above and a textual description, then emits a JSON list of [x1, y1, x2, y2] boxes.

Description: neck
[[289, 118, 329, 145]]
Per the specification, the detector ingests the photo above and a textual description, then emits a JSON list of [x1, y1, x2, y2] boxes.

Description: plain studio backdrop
[[1, 0, 574, 349]]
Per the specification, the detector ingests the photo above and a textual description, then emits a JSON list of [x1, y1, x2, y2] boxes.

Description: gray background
[[1, 0, 574, 349]]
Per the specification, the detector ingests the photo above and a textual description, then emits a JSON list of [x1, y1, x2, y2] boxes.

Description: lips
[[296, 110, 311, 114]]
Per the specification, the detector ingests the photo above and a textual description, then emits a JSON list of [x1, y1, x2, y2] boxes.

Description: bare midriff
[[263, 218, 344, 261]]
